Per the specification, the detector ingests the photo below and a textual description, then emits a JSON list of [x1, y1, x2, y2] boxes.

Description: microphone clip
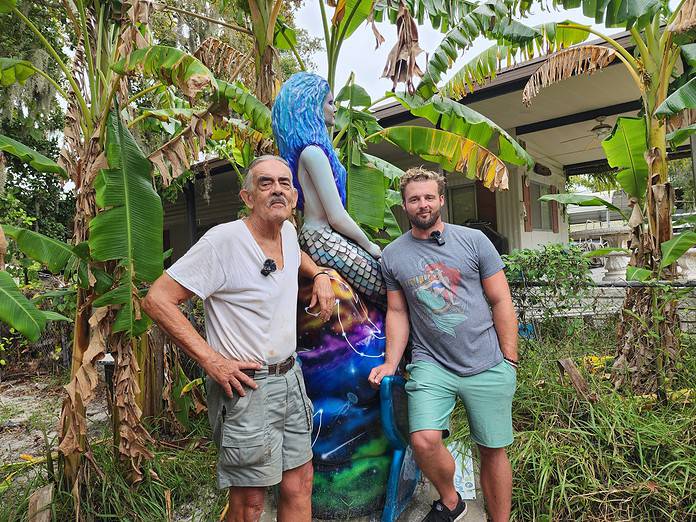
[[430, 230, 445, 246]]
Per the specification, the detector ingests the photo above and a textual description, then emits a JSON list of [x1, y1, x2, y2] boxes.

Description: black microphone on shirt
[[430, 230, 445, 246]]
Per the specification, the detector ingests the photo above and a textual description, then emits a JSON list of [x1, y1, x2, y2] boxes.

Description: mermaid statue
[[272, 73, 415, 519]]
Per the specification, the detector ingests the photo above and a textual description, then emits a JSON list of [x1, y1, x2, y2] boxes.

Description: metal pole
[[183, 180, 197, 247], [690, 135, 696, 210]]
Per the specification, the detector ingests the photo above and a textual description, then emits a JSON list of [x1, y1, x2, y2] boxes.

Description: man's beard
[[407, 208, 441, 230]]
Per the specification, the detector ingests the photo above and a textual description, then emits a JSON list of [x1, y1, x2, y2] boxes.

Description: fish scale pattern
[[299, 226, 386, 309]]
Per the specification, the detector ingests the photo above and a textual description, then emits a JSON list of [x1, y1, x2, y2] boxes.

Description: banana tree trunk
[[60, 288, 90, 489], [614, 112, 679, 399], [256, 44, 276, 106]]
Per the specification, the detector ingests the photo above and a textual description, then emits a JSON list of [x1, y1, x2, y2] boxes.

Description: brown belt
[[242, 355, 295, 378]]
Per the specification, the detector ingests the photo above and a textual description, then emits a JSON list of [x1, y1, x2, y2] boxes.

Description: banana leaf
[[660, 231, 696, 269], [0, 58, 35, 86], [0, 135, 65, 176], [417, 0, 539, 97], [440, 22, 593, 99], [336, 82, 372, 108], [601, 117, 648, 202], [0, 271, 45, 342], [667, 123, 696, 145], [372, 126, 509, 191], [89, 110, 162, 336], [112, 45, 216, 98], [1, 224, 76, 274], [213, 80, 272, 137], [332, 0, 373, 41], [391, 93, 533, 168], [0, 0, 16, 14], [655, 77, 696, 119], [347, 163, 385, 229], [539, 193, 628, 220]]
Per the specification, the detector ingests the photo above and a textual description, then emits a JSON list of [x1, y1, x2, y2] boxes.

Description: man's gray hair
[[243, 155, 291, 191]]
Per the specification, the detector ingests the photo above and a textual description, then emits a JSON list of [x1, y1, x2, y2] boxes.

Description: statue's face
[[323, 91, 336, 126]]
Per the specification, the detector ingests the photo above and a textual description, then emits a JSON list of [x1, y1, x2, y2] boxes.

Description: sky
[[294, 4, 623, 102]]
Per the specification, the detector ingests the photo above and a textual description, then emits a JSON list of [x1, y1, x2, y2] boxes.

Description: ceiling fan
[[560, 116, 613, 147]]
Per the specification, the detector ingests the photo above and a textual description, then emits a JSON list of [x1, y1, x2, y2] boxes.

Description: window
[[529, 182, 553, 231], [448, 185, 477, 225]]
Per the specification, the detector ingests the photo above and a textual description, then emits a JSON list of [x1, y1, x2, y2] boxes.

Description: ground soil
[[0, 368, 110, 467]]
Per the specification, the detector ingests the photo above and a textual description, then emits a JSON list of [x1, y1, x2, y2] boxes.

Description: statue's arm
[[299, 145, 381, 258]]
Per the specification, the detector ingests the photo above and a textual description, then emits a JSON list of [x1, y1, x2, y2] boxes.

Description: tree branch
[[156, 3, 252, 36]]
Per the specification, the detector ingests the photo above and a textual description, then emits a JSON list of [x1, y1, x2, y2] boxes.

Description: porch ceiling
[[371, 40, 645, 176]]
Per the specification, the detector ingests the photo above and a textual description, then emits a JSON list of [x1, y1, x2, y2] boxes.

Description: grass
[[0, 403, 22, 425], [1, 317, 695, 521], [450, 317, 696, 521], [0, 417, 229, 521]]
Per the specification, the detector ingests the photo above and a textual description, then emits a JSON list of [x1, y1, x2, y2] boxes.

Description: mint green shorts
[[405, 360, 516, 448]]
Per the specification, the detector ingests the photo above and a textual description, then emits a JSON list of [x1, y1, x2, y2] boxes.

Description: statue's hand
[[366, 241, 382, 259]]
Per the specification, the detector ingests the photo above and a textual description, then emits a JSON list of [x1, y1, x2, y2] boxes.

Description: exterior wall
[[494, 130, 568, 251], [518, 164, 568, 250], [164, 172, 242, 262]]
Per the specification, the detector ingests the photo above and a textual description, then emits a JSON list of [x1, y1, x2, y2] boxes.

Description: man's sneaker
[[422, 492, 467, 522]]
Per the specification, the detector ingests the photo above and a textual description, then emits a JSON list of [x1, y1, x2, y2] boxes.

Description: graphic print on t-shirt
[[403, 257, 467, 336]]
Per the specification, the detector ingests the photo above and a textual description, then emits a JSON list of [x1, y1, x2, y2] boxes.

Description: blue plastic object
[[380, 376, 420, 522], [518, 322, 535, 339]]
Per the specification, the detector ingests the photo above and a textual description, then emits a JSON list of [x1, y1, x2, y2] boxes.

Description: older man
[[368, 167, 518, 522], [143, 156, 334, 522]]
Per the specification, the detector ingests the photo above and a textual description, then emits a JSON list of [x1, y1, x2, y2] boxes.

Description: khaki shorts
[[206, 361, 314, 489]]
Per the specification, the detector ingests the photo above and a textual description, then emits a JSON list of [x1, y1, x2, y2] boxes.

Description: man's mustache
[[268, 196, 288, 206]]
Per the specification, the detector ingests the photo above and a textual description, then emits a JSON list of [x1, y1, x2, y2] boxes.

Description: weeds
[[2, 317, 695, 520], [451, 318, 696, 521]]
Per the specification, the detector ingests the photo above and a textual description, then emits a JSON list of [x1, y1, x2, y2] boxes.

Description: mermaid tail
[[299, 225, 386, 309]]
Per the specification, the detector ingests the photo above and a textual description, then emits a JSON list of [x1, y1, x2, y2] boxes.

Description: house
[[163, 31, 693, 262]]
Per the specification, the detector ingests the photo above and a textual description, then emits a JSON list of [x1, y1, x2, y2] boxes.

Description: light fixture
[[590, 116, 612, 140]]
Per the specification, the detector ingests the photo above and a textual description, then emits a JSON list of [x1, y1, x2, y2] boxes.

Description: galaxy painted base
[[297, 270, 390, 518]]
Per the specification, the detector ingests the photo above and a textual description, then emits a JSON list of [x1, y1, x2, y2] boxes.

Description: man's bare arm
[[299, 250, 335, 322], [482, 270, 518, 362], [142, 273, 261, 398], [368, 289, 410, 388]]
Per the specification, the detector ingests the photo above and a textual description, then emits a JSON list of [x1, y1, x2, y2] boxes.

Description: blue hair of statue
[[271, 72, 346, 210]]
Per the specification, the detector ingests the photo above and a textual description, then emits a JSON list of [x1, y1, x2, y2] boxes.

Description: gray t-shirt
[[381, 224, 505, 376]]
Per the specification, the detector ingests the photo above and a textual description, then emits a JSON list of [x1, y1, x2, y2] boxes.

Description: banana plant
[[0, 0, 251, 493], [383, 0, 693, 396]]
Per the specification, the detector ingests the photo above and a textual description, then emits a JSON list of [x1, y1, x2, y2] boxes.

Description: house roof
[[367, 30, 652, 175]]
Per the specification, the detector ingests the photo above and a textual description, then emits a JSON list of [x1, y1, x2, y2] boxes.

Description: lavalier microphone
[[430, 230, 445, 246]]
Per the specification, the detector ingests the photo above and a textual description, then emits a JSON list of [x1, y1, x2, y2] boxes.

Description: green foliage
[[539, 193, 628, 220], [2, 224, 77, 274], [0, 58, 36, 86], [213, 80, 272, 136], [601, 117, 649, 203], [89, 111, 163, 336], [390, 93, 534, 168], [441, 22, 590, 99], [504, 243, 591, 286], [660, 232, 696, 270], [504, 244, 591, 323], [0, 135, 65, 176], [655, 77, 696, 119], [373, 125, 508, 190], [112, 45, 216, 98], [499, 333, 696, 519], [415, 0, 539, 97], [0, 271, 45, 342]]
